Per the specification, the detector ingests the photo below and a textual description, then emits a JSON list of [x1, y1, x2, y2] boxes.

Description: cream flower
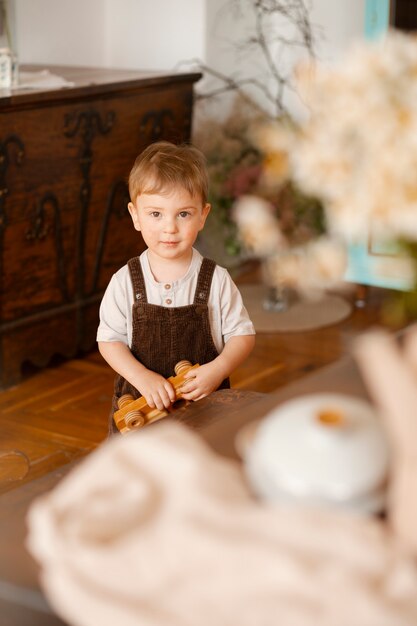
[[250, 120, 296, 189], [264, 237, 347, 298], [232, 195, 288, 256]]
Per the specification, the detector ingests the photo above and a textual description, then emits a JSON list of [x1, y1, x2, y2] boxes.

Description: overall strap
[[128, 257, 148, 303], [193, 258, 216, 305]]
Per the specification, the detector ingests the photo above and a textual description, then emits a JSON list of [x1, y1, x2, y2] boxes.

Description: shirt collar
[[140, 247, 203, 288]]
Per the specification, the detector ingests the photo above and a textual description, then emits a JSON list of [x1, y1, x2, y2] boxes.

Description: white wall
[[14, 0, 365, 70], [103, 0, 206, 71], [312, 0, 365, 61], [15, 0, 206, 71], [15, 0, 108, 67], [13, 0, 365, 116]]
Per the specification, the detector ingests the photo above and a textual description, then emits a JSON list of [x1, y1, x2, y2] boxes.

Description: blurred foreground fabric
[[26, 421, 417, 626]]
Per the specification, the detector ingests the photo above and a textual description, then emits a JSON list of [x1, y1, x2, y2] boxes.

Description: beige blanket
[[26, 421, 417, 626]]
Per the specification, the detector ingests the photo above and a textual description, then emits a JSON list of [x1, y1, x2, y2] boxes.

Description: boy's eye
[[179, 211, 190, 218], [150, 211, 161, 218]]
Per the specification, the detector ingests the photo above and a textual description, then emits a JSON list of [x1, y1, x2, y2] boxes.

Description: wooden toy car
[[113, 360, 199, 434]]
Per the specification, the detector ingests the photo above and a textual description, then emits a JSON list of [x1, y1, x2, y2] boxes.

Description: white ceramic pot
[[243, 393, 390, 514]]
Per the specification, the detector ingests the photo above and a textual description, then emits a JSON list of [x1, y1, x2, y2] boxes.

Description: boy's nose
[[164, 218, 178, 233]]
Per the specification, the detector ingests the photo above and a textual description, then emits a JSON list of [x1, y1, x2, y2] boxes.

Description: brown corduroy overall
[[109, 256, 230, 434]]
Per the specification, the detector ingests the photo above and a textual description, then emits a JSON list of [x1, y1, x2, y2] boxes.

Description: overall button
[[165, 298, 172, 305], [164, 284, 171, 290]]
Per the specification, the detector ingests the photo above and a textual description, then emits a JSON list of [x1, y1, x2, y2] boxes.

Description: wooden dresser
[[0, 65, 201, 388]]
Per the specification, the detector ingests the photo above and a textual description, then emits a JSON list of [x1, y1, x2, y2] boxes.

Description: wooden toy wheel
[[117, 394, 135, 409], [124, 409, 145, 429], [174, 360, 193, 376]]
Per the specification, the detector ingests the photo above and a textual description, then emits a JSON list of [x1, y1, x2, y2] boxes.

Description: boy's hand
[[180, 362, 225, 402], [136, 370, 176, 411]]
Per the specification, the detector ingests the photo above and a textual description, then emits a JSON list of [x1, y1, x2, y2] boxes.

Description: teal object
[[344, 1, 398, 290], [344, 241, 412, 291], [364, 0, 390, 40]]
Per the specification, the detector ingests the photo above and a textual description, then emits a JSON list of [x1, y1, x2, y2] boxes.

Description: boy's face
[[128, 186, 210, 263]]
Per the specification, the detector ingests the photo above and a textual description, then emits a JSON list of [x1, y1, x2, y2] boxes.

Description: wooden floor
[[0, 271, 402, 495]]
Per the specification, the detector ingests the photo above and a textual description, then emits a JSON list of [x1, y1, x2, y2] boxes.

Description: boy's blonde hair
[[128, 141, 209, 206]]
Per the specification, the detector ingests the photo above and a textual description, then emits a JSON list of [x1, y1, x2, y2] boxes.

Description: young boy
[[97, 141, 255, 432]]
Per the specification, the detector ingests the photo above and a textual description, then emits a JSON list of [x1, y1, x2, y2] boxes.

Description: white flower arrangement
[[233, 30, 417, 304], [293, 30, 417, 243]]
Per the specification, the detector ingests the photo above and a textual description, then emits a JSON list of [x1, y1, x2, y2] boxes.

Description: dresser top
[[0, 64, 202, 110]]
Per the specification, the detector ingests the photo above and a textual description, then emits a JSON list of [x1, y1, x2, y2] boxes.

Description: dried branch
[[181, 0, 318, 118], [182, 60, 276, 115]]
